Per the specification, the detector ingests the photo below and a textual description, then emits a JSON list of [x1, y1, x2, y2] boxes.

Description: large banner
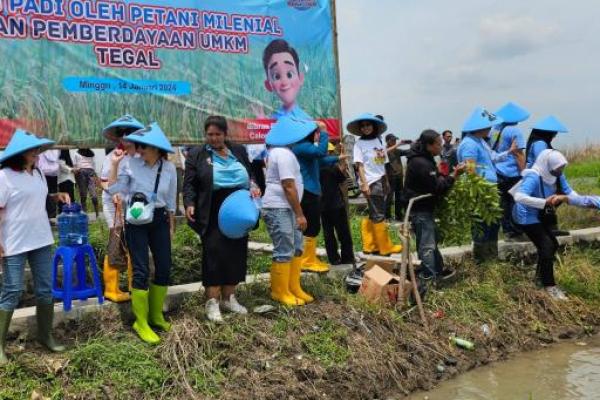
[[0, 0, 340, 147]]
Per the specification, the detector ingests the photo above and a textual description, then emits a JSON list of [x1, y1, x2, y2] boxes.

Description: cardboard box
[[365, 259, 398, 274], [358, 265, 410, 306]]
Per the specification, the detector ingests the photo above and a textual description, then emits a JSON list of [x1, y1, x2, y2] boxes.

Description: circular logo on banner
[[287, 0, 317, 11]]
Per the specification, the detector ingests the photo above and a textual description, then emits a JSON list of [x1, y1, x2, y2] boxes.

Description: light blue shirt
[[209, 147, 249, 191], [457, 135, 506, 183], [108, 157, 177, 212], [271, 104, 311, 120], [512, 173, 574, 225], [527, 140, 550, 168], [493, 126, 526, 178]]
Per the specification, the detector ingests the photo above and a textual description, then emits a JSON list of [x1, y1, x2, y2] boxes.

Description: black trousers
[[45, 175, 58, 218], [497, 174, 522, 237], [385, 173, 404, 220], [58, 180, 75, 213], [519, 223, 558, 287], [321, 206, 354, 264], [301, 190, 321, 238], [126, 208, 172, 290]]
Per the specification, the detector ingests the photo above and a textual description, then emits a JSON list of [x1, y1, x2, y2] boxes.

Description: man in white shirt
[[262, 117, 315, 307]]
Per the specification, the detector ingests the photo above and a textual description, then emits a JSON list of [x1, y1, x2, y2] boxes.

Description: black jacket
[[403, 145, 454, 214], [183, 142, 252, 236], [319, 163, 347, 211]]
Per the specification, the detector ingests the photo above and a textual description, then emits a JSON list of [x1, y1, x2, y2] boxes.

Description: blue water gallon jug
[[57, 203, 89, 246]]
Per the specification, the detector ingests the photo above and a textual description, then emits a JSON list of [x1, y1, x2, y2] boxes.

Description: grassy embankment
[[2, 244, 600, 399]]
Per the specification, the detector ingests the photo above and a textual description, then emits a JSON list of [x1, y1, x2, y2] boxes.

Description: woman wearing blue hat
[[108, 123, 177, 345], [493, 102, 530, 242], [525, 116, 568, 168], [183, 116, 257, 322], [457, 107, 519, 263], [262, 116, 316, 307], [0, 129, 71, 365], [348, 113, 402, 256]]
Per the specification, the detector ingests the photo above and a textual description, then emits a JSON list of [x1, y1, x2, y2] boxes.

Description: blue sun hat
[[218, 189, 260, 239], [124, 122, 174, 153], [462, 107, 504, 133], [265, 116, 318, 146], [102, 114, 145, 142], [532, 116, 568, 133], [0, 129, 54, 164], [346, 113, 387, 136], [495, 102, 530, 124]]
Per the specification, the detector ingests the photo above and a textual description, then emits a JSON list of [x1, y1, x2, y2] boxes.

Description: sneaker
[[439, 269, 456, 281], [206, 298, 224, 322], [545, 286, 568, 301], [221, 294, 248, 315]]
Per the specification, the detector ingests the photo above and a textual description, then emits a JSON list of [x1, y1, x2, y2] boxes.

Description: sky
[[335, 0, 600, 147]]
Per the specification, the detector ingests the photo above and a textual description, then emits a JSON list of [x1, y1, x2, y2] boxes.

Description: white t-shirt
[[262, 147, 304, 209], [0, 168, 54, 256], [353, 137, 388, 185], [73, 153, 95, 170]]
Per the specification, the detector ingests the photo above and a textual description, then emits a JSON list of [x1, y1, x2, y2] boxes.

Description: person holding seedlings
[[492, 102, 529, 242], [319, 143, 354, 265], [108, 123, 177, 345], [73, 148, 99, 218], [349, 113, 402, 256], [457, 107, 519, 264], [511, 149, 593, 300], [525, 115, 570, 236], [183, 116, 258, 323], [0, 129, 71, 365], [262, 116, 314, 306], [404, 129, 464, 282]]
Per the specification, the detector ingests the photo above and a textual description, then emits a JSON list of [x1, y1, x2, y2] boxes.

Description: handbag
[[538, 176, 559, 227], [107, 200, 128, 270], [126, 160, 163, 225]]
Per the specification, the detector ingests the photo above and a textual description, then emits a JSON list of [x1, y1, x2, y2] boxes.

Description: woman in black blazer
[[183, 116, 256, 322]]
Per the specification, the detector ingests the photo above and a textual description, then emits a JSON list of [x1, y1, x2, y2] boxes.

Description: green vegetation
[[3, 245, 600, 399]]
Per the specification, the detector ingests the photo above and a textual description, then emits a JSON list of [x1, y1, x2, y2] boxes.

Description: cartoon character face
[[264, 52, 304, 110]]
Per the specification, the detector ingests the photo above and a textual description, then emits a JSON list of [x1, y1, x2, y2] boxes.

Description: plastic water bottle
[[57, 203, 89, 246]]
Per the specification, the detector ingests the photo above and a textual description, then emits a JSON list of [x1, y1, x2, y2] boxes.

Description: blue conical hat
[[265, 116, 318, 146], [532, 116, 568, 133], [218, 189, 259, 239], [124, 122, 174, 153], [495, 102, 530, 124], [346, 113, 387, 136], [462, 107, 504, 133], [102, 114, 145, 142], [0, 129, 54, 164]]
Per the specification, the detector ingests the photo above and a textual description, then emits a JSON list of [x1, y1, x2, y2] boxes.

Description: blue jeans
[[411, 212, 444, 279], [0, 245, 54, 311], [262, 208, 304, 262]]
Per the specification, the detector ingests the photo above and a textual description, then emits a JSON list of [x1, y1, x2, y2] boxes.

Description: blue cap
[[462, 107, 504, 133], [102, 115, 145, 142], [0, 129, 54, 164], [265, 117, 318, 146], [218, 189, 259, 239], [124, 122, 174, 153], [346, 113, 387, 136], [495, 102, 530, 124], [532, 116, 568, 133]]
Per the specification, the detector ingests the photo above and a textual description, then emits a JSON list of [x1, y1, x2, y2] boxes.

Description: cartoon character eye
[[286, 71, 294, 79], [271, 72, 281, 81]]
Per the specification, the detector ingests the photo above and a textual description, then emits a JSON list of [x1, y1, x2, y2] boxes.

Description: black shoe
[[552, 230, 570, 237], [439, 269, 456, 280]]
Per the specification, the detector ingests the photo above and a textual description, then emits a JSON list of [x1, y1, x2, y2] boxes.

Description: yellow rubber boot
[[372, 221, 402, 256], [271, 262, 305, 306], [300, 237, 330, 273], [361, 218, 379, 254], [103, 256, 130, 303], [290, 257, 314, 303]]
